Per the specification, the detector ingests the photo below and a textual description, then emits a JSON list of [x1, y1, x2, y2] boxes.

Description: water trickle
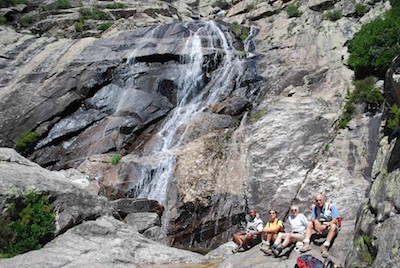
[[126, 21, 246, 207]]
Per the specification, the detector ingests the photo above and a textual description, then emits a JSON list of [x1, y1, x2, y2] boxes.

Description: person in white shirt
[[232, 208, 264, 253], [266, 205, 308, 256]]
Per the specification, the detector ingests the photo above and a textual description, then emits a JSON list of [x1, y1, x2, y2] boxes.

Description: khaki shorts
[[292, 232, 306, 241]]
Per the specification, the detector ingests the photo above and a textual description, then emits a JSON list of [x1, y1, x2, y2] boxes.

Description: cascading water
[[125, 21, 248, 226]]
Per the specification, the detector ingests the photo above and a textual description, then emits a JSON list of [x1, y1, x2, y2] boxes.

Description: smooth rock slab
[[0, 216, 206, 268]]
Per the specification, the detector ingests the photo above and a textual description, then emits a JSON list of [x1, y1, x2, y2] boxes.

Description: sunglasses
[[291, 209, 297, 212], [269, 212, 276, 215]]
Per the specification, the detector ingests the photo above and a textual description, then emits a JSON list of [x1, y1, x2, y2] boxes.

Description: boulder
[[111, 198, 164, 218], [0, 148, 118, 235], [0, 216, 206, 268], [124, 212, 161, 233], [143, 226, 168, 244]]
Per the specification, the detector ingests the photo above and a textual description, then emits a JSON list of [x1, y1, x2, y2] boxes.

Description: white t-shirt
[[288, 213, 308, 234]]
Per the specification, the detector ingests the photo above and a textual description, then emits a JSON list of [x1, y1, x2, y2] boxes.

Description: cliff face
[[0, 0, 398, 266]]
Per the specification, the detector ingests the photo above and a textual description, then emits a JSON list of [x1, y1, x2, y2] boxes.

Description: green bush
[[105, 2, 125, 9], [15, 131, 40, 153], [20, 14, 39, 27], [323, 9, 342, 21], [338, 90, 356, 128], [286, 4, 302, 18], [0, 15, 6, 25], [388, 104, 400, 129], [355, 3, 369, 17], [96, 22, 112, 31], [0, 0, 27, 8], [53, 0, 71, 9], [75, 21, 84, 32], [231, 22, 249, 41], [0, 190, 55, 258], [347, 8, 400, 78], [79, 7, 113, 20], [110, 154, 122, 165], [338, 77, 384, 128]]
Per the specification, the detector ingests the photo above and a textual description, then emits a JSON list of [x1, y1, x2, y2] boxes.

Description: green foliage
[[391, 0, 400, 8], [338, 90, 356, 128], [0, 15, 6, 25], [53, 0, 71, 9], [20, 14, 39, 27], [110, 154, 122, 165], [231, 22, 249, 41], [224, 131, 232, 140], [15, 131, 40, 153], [347, 8, 400, 78], [252, 108, 267, 122], [388, 104, 400, 129], [354, 76, 384, 113], [323, 9, 343, 21], [96, 22, 112, 31], [0, 0, 27, 8], [246, 3, 255, 12], [0, 190, 55, 258], [105, 2, 125, 9], [355, 3, 369, 17], [338, 77, 384, 128], [286, 4, 302, 18], [75, 21, 84, 32], [79, 7, 113, 20]]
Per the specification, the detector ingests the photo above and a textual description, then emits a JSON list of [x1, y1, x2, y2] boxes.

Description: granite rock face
[[0, 216, 206, 268]]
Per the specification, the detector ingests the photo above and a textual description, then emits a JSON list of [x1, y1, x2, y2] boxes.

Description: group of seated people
[[232, 194, 341, 258]]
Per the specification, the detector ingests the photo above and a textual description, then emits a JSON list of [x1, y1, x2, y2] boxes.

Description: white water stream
[[127, 21, 246, 207]]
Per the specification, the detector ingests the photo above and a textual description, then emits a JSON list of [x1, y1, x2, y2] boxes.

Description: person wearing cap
[[267, 205, 308, 256], [232, 208, 264, 253]]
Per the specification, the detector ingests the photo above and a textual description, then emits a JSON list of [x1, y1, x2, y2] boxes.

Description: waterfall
[[126, 21, 246, 207]]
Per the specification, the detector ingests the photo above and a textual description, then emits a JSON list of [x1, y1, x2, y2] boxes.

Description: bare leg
[[304, 221, 314, 241], [325, 224, 337, 244]]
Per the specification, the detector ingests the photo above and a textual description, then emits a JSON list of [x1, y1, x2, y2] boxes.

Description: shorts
[[292, 232, 306, 241]]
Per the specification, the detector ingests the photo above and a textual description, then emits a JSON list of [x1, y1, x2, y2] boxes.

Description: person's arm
[[328, 205, 340, 225]]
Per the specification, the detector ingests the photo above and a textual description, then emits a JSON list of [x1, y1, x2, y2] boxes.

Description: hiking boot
[[300, 243, 312, 253], [232, 246, 239, 254], [321, 246, 329, 258], [260, 243, 270, 253], [273, 246, 283, 257]]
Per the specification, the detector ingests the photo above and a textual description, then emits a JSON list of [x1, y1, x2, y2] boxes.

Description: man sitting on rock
[[232, 208, 264, 253], [300, 194, 341, 258]]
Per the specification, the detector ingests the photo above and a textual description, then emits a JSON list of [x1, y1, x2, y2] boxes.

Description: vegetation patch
[[105, 2, 125, 9], [231, 22, 250, 41], [286, 3, 302, 18], [52, 0, 71, 10], [79, 7, 113, 20], [20, 14, 39, 27], [96, 22, 112, 31], [338, 77, 384, 128], [0, 15, 6, 25], [323, 9, 342, 21], [0, 188, 55, 258], [347, 7, 400, 78], [251, 108, 267, 122], [388, 104, 400, 130], [15, 131, 40, 154], [354, 3, 369, 17], [110, 153, 122, 165], [0, 0, 27, 8]]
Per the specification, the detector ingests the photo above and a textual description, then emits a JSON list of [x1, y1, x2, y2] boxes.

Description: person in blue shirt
[[300, 194, 341, 258]]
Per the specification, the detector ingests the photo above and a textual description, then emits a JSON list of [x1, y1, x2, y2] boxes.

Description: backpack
[[295, 254, 324, 268], [295, 254, 336, 268]]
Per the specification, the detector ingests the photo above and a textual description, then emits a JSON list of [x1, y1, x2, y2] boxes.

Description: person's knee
[[307, 221, 314, 229]]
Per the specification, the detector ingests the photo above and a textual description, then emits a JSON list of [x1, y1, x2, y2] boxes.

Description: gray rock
[[111, 198, 164, 218], [142, 225, 168, 244], [0, 148, 118, 234], [0, 216, 206, 268], [124, 212, 161, 233]]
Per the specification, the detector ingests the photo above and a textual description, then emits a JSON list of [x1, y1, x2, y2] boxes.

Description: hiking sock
[[303, 239, 310, 244], [323, 241, 331, 247]]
